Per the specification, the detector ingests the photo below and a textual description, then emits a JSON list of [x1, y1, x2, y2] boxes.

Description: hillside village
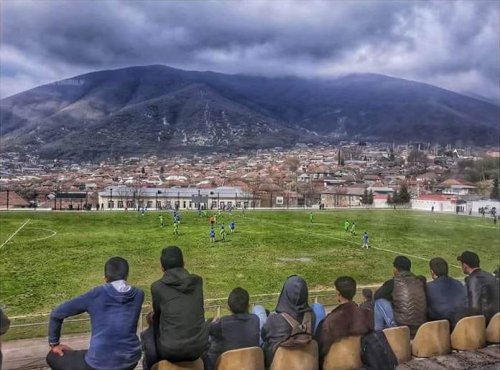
[[0, 142, 499, 214]]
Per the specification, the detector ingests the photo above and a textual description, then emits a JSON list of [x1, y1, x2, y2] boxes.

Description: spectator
[[142, 246, 208, 369], [426, 257, 466, 327], [203, 287, 260, 370], [359, 288, 374, 311], [261, 275, 315, 368], [374, 256, 426, 337], [1, 308, 10, 369], [46, 257, 144, 370], [315, 277, 372, 365], [458, 251, 500, 323]]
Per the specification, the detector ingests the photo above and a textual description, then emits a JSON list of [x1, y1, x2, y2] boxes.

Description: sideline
[[0, 219, 31, 250]]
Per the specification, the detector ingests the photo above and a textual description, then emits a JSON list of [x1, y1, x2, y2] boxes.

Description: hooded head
[[275, 275, 311, 318], [161, 246, 184, 270]]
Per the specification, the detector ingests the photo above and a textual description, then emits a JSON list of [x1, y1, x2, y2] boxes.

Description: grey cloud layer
[[1, 0, 499, 100]]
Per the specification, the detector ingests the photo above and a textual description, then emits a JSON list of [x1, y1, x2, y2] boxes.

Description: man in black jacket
[[426, 257, 466, 327], [142, 246, 209, 370], [203, 287, 260, 370], [458, 251, 500, 323]]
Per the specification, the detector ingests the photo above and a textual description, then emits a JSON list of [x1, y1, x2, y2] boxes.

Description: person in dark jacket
[[426, 257, 466, 328], [374, 256, 426, 337], [46, 257, 144, 370], [1, 307, 10, 369], [316, 277, 373, 367], [142, 246, 209, 370], [204, 287, 260, 370], [261, 275, 315, 368], [458, 251, 500, 323]]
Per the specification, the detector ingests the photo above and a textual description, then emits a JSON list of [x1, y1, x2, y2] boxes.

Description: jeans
[[374, 298, 396, 331], [311, 303, 326, 335], [252, 305, 268, 345]]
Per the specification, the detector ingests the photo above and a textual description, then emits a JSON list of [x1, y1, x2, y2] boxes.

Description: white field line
[[244, 215, 462, 269], [25, 227, 57, 242], [0, 219, 31, 249]]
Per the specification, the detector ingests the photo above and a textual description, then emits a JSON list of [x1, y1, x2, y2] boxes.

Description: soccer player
[[350, 222, 356, 236], [220, 224, 226, 241], [159, 215, 164, 227], [210, 227, 216, 243], [230, 221, 235, 233], [309, 212, 314, 223], [173, 221, 179, 237], [344, 220, 350, 232], [362, 232, 369, 249]]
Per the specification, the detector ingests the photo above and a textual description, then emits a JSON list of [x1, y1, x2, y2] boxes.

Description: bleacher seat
[[322, 336, 362, 370], [411, 320, 450, 358], [451, 315, 486, 351], [486, 312, 500, 344], [270, 340, 319, 370], [216, 347, 264, 370], [383, 326, 411, 364], [152, 359, 204, 370]]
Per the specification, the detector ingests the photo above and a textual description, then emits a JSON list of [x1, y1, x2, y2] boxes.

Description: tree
[[361, 189, 369, 204], [398, 183, 411, 204], [386, 194, 393, 204], [392, 190, 399, 204], [491, 178, 499, 200], [368, 190, 374, 205], [160, 166, 165, 174]]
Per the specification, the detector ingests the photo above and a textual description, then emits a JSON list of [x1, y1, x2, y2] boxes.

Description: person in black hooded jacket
[[261, 275, 315, 367], [142, 246, 209, 369]]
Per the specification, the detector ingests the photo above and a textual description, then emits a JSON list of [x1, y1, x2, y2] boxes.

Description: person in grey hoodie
[[142, 246, 208, 370], [261, 275, 315, 367]]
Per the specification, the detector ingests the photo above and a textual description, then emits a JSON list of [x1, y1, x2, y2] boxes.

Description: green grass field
[[1, 209, 499, 318]]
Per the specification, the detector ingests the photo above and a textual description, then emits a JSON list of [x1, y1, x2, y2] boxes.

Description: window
[[147, 201, 153, 208], [108, 201, 114, 209], [117, 201, 123, 208], [236, 201, 242, 208], [156, 201, 161, 209], [127, 201, 134, 208]]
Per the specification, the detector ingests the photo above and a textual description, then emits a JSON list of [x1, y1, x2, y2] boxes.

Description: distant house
[[0, 191, 29, 209], [411, 194, 463, 212], [436, 179, 476, 195], [297, 173, 311, 183], [321, 187, 365, 208]]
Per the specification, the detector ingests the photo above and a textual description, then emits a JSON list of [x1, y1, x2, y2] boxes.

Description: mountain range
[[1, 65, 499, 160]]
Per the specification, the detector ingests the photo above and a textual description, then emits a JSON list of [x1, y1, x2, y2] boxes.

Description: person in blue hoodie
[[46, 257, 144, 370]]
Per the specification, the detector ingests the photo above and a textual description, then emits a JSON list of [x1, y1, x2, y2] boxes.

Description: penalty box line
[[0, 219, 31, 250]]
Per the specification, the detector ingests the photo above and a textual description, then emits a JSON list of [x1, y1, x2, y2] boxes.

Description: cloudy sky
[[1, 0, 499, 101]]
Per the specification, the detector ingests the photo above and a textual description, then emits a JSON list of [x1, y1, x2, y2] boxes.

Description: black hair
[[105, 257, 129, 282], [161, 246, 184, 270], [334, 276, 357, 301], [228, 287, 250, 314], [430, 257, 448, 277], [393, 256, 411, 271], [362, 288, 373, 300]]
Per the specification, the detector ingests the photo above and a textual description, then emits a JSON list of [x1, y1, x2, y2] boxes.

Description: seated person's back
[[46, 257, 144, 370], [261, 275, 315, 367], [151, 246, 209, 362], [204, 287, 260, 370], [316, 276, 373, 364], [458, 251, 500, 323], [426, 257, 466, 327]]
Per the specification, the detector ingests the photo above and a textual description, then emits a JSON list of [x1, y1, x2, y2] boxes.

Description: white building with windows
[[98, 186, 255, 210]]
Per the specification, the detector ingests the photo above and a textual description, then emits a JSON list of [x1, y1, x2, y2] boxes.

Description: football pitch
[[1, 209, 499, 316]]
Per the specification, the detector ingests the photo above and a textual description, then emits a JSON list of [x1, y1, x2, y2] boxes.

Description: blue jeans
[[252, 305, 268, 345], [311, 303, 326, 335], [374, 298, 396, 331]]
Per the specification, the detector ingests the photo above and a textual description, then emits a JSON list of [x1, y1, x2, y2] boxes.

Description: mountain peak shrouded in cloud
[[1, 0, 499, 102], [1, 65, 498, 160]]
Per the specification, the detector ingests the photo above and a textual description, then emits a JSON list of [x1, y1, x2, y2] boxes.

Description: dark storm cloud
[[1, 0, 499, 101]]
